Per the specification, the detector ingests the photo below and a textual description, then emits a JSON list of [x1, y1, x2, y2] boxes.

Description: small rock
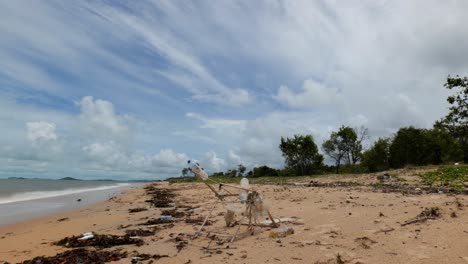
[[241, 254, 247, 259]]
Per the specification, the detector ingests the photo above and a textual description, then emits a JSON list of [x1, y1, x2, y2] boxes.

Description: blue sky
[[1, 1, 467, 180]]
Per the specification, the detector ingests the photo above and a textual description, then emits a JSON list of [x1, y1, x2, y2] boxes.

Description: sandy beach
[[1, 169, 468, 264]]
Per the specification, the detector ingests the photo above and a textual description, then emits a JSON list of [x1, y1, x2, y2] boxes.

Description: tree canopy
[[279, 134, 323, 176], [362, 138, 390, 172], [322, 126, 364, 173], [437, 75, 468, 163]]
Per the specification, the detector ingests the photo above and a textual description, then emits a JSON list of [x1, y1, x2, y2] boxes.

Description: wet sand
[[1, 170, 468, 264]]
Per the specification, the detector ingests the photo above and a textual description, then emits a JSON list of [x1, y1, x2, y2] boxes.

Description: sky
[[1, 0, 467, 180]]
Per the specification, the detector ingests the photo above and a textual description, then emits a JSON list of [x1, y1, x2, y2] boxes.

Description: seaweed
[[21, 248, 126, 264]]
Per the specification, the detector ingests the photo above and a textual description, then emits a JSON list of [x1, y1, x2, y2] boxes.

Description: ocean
[[0, 178, 136, 226]]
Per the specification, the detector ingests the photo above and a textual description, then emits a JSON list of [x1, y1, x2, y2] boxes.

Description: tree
[[322, 126, 362, 173], [350, 126, 369, 164], [431, 125, 464, 162], [361, 138, 390, 172], [250, 165, 279, 177], [389, 127, 442, 168], [226, 169, 238, 177], [181, 167, 189, 177], [237, 164, 246, 177], [279, 134, 323, 176], [437, 75, 468, 163]]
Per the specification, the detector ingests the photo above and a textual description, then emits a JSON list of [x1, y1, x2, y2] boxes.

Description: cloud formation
[[1, 1, 468, 179]]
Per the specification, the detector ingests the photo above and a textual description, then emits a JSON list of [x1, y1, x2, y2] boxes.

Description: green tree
[[389, 127, 442, 168], [350, 126, 369, 164], [279, 134, 323, 176], [237, 164, 246, 177], [322, 126, 362, 173], [437, 75, 468, 163], [226, 169, 238, 177], [430, 125, 464, 162], [250, 165, 279, 177], [181, 167, 189, 177], [362, 138, 390, 172]]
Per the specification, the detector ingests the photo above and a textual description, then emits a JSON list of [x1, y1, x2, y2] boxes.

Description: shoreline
[[1, 173, 468, 264], [0, 183, 139, 228]]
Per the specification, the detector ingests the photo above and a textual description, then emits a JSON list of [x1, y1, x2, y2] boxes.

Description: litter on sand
[[77, 232, 94, 240]]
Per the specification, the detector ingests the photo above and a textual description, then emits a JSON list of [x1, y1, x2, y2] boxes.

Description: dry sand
[[1, 169, 468, 264]]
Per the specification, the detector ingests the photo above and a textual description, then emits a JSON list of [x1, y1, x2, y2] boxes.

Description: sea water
[[0, 178, 135, 226]]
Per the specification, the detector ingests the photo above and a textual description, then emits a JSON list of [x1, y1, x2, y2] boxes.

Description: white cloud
[[79, 96, 130, 141], [152, 149, 189, 168], [202, 151, 227, 172], [274, 79, 340, 109], [82, 141, 126, 166], [26, 121, 57, 143]]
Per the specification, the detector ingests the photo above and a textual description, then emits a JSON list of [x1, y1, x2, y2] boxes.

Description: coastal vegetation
[[177, 75, 467, 182]]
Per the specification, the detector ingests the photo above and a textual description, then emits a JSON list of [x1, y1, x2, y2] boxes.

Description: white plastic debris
[[159, 215, 174, 221], [188, 160, 208, 181], [189, 207, 201, 214], [261, 217, 304, 225], [269, 226, 294, 238], [78, 232, 94, 240], [239, 178, 250, 203]]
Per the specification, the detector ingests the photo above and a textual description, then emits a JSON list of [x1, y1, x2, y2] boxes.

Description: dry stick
[[401, 217, 438, 226], [196, 200, 219, 236], [231, 214, 248, 243], [267, 210, 278, 227]]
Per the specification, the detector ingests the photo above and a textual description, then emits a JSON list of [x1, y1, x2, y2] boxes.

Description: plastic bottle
[[239, 178, 249, 203], [187, 160, 208, 181]]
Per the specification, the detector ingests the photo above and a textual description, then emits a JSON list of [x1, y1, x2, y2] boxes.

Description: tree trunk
[[464, 143, 468, 164]]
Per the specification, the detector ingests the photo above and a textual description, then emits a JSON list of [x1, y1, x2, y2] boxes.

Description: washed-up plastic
[[269, 226, 294, 238], [239, 178, 249, 203], [78, 232, 94, 240]]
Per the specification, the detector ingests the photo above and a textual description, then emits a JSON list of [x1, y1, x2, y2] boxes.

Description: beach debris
[[188, 160, 208, 181], [187, 160, 278, 245], [125, 229, 155, 237], [375, 227, 395, 234], [160, 215, 175, 221], [55, 233, 144, 248], [21, 248, 127, 264], [56, 217, 69, 222], [269, 226, 294, 238], [185, 216, 213, 226], [336, 253, 345, 264], [355, 236, 377, 249], [239, 178, 250, 203], [188, 207, 202, 214], [144, 185, 176, 208], [175, 234, 189, 252], [131, 253, 169, 263], [401, 207, 441, 226], [78, 232, 94, 240], [224, 210, 236, 227], [140, 217, 174, 226], [128, 207, 148, 213], [261, 217, 304, 226], [161, 209, 186, 218], [377, 173, 393, 181]]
